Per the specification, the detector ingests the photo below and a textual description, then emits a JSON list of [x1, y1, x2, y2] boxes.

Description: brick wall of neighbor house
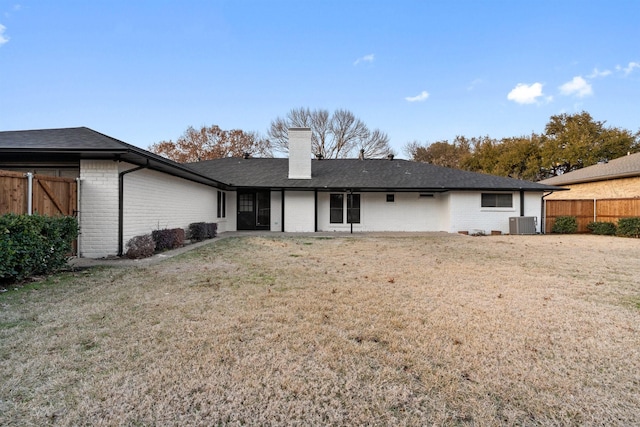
[[544, 176, 640, 200], [270, 191, 283, 231], [448, 191, 543, 234], [79, 160, 120, 258], [284, 191, 315, 232], [122, 166, 216, 244]]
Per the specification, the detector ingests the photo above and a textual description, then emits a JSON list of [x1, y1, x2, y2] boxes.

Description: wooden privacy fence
[[545, 198, 640, 233], [0, 170, 78, 216]]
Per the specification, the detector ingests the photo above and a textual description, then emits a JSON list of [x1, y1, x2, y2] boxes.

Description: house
[[539, 152, 640, 199], [1, 127, 564, 258], [539, 152, 640, 231]]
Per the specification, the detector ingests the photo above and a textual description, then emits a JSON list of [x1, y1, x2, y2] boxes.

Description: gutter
[[118, 162, 148, 256], [540, 191, 554, 234]]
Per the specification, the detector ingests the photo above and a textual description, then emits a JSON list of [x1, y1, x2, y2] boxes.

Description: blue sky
[[1, 1, 639, 157]]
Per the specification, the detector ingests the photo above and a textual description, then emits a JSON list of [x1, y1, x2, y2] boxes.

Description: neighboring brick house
[[1, 127, 564, 258], [540, 152, 640, 199]]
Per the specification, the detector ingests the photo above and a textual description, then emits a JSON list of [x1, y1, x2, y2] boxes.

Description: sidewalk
[[68, 231, 454, 269]]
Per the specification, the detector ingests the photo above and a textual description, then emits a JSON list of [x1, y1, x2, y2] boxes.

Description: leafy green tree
[[540, 111, 639, 177]]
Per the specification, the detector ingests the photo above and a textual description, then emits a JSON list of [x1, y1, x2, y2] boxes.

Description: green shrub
[[587, 221, 617, 235], [552, 216, 578, 234], [125, 234, 155, 259], [617, 217, 640, 238], [0, 213, 78, 283]]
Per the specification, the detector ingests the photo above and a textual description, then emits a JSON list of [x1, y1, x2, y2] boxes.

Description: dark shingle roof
[[539, 152, 640, 185], [188, 157, 563, 192], [0, 127, 227, 188]]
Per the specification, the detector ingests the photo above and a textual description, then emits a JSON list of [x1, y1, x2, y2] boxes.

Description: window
[[330, 193, 360, 224], [386, 194, 395, 203], [217, 191, 226, 218], [330, 194, 344, 223], [347, 194, 360, 224], [481, 193, 513, 208], [238, 193, 253, 212]]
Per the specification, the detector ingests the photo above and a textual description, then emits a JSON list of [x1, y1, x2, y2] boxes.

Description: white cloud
[[0, 24, 8, 46], [587, 68, 612, 78], [354, 54, 374, 66], [617, 61, 640, 75], [507, 83, 544, 104], [467, 78, 483, 91], [405, 90, 429, 102], [559, 76, 592, 97]]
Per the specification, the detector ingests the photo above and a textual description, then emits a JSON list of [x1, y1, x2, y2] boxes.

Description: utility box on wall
[[509, 216, 537, 235]]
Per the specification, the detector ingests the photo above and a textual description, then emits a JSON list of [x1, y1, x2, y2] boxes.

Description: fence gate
[[0, 170, 78, 216]]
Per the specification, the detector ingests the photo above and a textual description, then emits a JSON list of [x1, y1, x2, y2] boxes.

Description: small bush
[[0, 213, 78, 283], [552, 216, 578, 234], [188, 222, 217, 241], [206, 222, 218, 239], [188, 222, 208, 242], [587, 221, 617, 235], [171, 228, 185, 247], [617, 217, 640, 238], [125, 234, 155, 259], [152, 228, 185, 252]]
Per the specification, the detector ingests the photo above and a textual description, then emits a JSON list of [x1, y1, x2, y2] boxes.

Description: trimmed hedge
[[0, 213, 78, 283], [152, 228, 185, 252], [587, 221, 617, 235], [125, 234, 155, 259], [617, 217, 640, 238], [188, 222, 217, 242], [552, 216, 578, 234]]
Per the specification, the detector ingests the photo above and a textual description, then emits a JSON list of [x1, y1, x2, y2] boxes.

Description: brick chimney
[[288, 128, 312, 179]]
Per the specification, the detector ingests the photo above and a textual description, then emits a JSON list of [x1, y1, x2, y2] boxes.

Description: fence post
[[25, 172, 33, 215]]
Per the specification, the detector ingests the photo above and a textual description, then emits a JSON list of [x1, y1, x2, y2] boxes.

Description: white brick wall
[[122, 167, 216, 244], [270, 190, 283, 231], [288, 128, 312, 179], [448, 191, 543, 234], [284, 191, 315, 232], [79, 160, 120, 258], [317, 192, 448, 232]]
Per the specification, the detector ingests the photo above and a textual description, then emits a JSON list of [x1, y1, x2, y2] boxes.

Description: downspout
[[25, 172, 33, 215], [541, 191, 553, 234], [519, 190, 525, 217], [281, 189, 285, 232], [76, 177, 81, 257], [349, 189, 353, 234], [314, 190, 318, 232], [118, 162, 148, 256]]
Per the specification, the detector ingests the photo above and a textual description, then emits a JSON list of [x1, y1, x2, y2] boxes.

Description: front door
[[237, 190, 271, 230]]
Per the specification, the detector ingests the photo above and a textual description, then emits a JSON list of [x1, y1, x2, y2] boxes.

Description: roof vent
[[387, 153, 394, 160], [242, 152, 250, 159], [359, 149, 365, 160], [315, 152, 324, 160]]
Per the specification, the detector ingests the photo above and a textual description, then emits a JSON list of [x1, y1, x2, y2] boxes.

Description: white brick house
[[1, 127, 564, 258]]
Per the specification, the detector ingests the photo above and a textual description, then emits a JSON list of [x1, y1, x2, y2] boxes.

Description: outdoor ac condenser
[[509, 216, 537, 235]]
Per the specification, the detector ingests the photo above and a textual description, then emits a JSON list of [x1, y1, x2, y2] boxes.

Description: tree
[[404, 136, 471, 168], [540, 111, 639, 177], [149, 125, 272, 163], [268, 108, 393, 158]]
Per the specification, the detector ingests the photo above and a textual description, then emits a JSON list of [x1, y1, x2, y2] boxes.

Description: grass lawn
[[1, 233, 640, 426]]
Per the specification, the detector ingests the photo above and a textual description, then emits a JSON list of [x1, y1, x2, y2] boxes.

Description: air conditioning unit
[[509, 216, 537, 235]]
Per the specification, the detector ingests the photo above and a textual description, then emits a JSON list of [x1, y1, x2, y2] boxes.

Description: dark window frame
[[481, 193, 513, 208], [386, 194, 395, 203], [217, 190, 226, 218], [330, 194, 344, 223]]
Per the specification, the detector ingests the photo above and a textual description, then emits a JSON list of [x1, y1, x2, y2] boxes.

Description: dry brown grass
[[1, 233, 640, 426]]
